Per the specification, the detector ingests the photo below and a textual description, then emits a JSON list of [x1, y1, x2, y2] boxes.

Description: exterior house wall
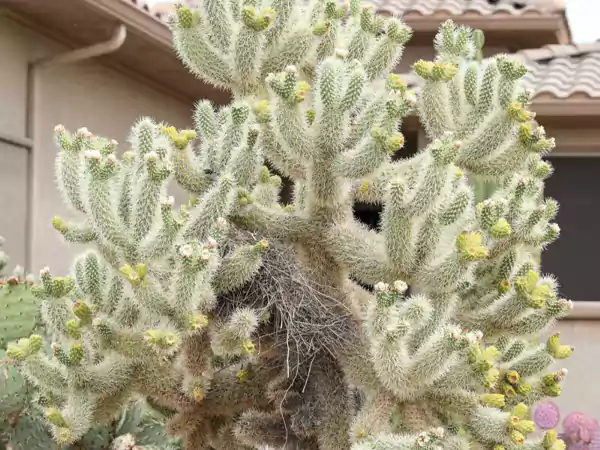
[[0, 14, 194, 275], [553, 320, 600, 418]]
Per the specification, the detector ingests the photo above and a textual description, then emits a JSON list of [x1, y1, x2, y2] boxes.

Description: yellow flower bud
[[480, 393, 505, 408], [505, 370, 520, 385], [386, 73, 407, 92], [241, 339, 255, 356], [513, 403, 529, 419], [517, 381, 532, 395], [498, 279, 511, 294], [543, 430, 558, 448], [510, 430, 525, 445], [555, 345, 573, 359], [192, 387, 204, 402], [45, 407, 68, 428], [190, 314, 209, 331], [491, 218, 512, 238], [515, 420, 535, 435], [457, 231, 489, 261], [236, 369, 250, 383], [51, 216, 68, 233]]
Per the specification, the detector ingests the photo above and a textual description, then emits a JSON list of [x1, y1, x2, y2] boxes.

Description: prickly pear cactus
[[0, 238, 41, 351], [0, 258, 44, 448], [0, 338, 55, 449], [65, 401, 183, 449], [108, 416, 183, 449], [0, 396, 181, 449], [0, 279, 40, 350], [0, 350, 28, 416], [0, 413, 56, 450]]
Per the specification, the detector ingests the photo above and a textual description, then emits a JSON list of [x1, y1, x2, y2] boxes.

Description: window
[[267, 161, 294, 205], [542, 157, 600, 302]]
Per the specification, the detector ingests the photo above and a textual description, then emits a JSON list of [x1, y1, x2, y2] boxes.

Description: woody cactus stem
[[7, 1, 572, 449]]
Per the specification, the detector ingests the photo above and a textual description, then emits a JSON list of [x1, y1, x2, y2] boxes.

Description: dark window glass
[[267, 162, 293, 205], [542, 158, 600, 301]]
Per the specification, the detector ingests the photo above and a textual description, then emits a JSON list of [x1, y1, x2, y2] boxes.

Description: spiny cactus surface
[[0, 279, 40, 351], [0, 391, 182, 450], [0, 260, 41, 427], [0, 238, 40, 351], [0, 254, 179, 449], [5, 1, 574, 449]]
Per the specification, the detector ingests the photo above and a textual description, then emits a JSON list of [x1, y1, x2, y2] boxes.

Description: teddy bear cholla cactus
[[5, 0, 573, 448]]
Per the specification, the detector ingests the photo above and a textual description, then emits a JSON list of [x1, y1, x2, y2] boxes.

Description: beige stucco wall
[[0, 12, 599, 424], [0, 13, 193, 275], [552, 320, 600, 419]]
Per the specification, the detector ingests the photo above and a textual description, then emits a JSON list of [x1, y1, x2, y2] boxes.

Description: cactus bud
[[481, 393, 505, 408], [457, 231, 489, 261], [45, 407, 69, 428], [490, 218, 512, 238], [509, 430, 525, 445], [240, 339, 256, 356]]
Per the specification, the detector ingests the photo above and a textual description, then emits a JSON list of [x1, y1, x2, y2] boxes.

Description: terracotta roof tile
[[369, 0, 563, 16], [128, 0, 589, 100], [142, 0, 564, 22], [517, 43, 600, 99], [118, 0, 173, 22], [400, 43, 600, 101], [150, 1, 176, 19]]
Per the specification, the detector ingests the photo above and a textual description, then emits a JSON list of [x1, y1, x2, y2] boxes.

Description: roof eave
[[532, 95, 600, 119], [405, 12, 562, 31], [79, 0, 173, 51], [3, 0, 571, 106], [2, 0, 230, 105], [394, 12, 570, 47], [106, 2, 571, 50]]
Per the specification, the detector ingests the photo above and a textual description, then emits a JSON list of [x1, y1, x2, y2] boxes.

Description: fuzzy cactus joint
[[0, 0, 576, 449]]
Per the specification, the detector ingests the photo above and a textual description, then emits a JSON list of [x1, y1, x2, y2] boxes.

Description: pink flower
[[534, 402, 560, 429], [563, 412, 599, 445], [590, 429, 600, 450]]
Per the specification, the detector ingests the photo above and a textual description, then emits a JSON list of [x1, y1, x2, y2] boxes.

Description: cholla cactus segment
[[12, 3, 572, 449]]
